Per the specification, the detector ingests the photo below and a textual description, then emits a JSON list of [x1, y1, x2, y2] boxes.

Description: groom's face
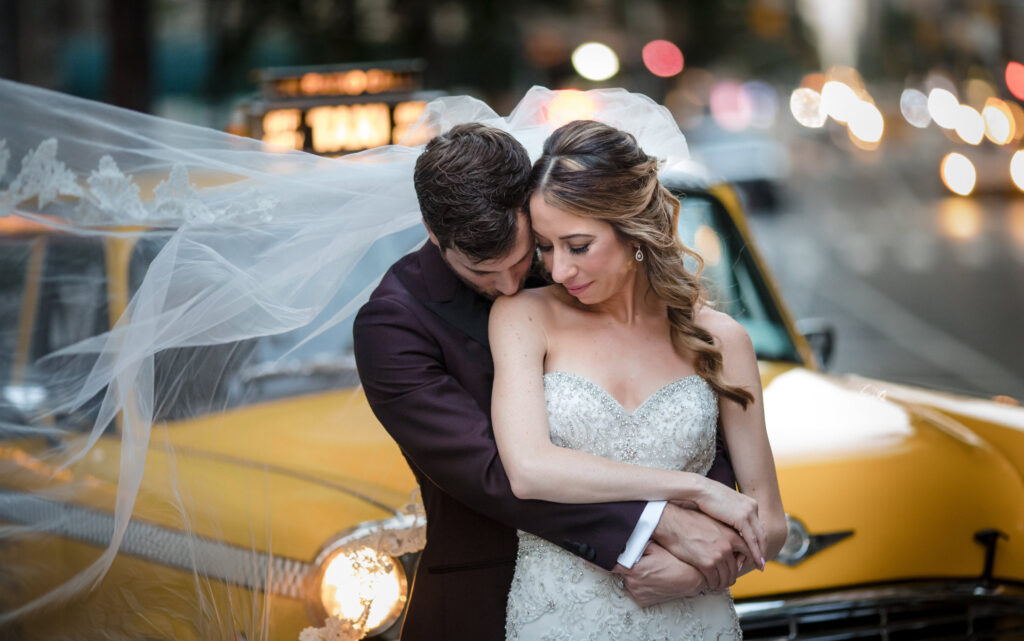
[[431, 212, 535, 300]]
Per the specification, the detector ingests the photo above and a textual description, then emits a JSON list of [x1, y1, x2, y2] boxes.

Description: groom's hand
[[613, 542, 705, 608], [651, 503, 751, 591]]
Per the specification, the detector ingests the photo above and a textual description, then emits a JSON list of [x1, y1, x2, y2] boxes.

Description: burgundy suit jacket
[[352, 242, 735, 641]]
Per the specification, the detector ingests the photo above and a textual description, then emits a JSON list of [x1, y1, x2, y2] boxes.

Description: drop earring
[[634, 247, 644, 262]]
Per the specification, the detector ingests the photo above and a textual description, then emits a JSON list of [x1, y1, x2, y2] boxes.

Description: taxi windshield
[[674, 190, 801, 364]]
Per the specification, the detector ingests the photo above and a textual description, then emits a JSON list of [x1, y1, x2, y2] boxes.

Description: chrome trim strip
[[0, 490, 313, 599], [736, 580, 1024, 619]]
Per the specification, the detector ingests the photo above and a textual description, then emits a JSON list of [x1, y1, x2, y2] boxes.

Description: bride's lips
[[565, 282, 592, 297]]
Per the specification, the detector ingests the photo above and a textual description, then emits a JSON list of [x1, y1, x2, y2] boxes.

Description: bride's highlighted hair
[[527, 120, 754, 408]]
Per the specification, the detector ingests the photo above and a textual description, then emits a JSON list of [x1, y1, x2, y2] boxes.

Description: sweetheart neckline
[[543, 370, 708, 416]]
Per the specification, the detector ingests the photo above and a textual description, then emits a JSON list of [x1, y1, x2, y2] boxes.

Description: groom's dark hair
[[414, 123, 532, 262]]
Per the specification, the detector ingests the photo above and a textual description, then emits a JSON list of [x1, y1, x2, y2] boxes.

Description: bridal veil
[[0, 78, 690, 635]]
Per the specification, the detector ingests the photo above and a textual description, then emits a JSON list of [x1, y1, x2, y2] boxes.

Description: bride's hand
[[692, 481, 767, 569]]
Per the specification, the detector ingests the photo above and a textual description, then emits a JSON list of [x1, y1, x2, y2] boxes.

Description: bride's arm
[[490, 294, 763, 565], [704, 310, 788, 561]]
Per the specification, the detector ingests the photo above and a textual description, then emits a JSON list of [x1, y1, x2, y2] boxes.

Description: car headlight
[[309, 511, 425, 637], [776, 514, 811, 566], [318, 545, 407, 635]]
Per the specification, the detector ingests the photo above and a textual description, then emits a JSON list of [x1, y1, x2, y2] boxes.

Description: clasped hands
[[613, 501, 765, 609]]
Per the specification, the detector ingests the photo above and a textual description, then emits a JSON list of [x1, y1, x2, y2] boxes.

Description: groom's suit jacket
[[353, 242, 736, 641]]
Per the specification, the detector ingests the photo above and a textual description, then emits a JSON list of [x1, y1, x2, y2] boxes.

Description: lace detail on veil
[[0, 138, 83, 214], [0, 138, 278, 224]]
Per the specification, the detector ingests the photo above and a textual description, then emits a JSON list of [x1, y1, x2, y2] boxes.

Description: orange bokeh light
[[546, 90, 598, 128]]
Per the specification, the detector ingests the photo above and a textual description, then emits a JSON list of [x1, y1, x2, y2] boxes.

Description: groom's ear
[[423, 220, 441, 248]]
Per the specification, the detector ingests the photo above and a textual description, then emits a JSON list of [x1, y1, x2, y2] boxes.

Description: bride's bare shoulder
[[490, 286, 561, 335], [695, 306, 753, 353]]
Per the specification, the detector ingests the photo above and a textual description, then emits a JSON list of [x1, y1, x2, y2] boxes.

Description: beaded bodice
[[505, 370, 741, 641], [540, 370, 718, 472]]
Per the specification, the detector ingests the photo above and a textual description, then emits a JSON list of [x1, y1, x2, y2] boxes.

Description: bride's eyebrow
[[558, 233, 595, 241]]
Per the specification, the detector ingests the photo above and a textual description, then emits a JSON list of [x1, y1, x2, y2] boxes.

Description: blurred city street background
[[2, 0, 1022, 401]]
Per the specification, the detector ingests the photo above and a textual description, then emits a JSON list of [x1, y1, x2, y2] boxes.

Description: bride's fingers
[[756, 521, 768, 567], [738, 523, 762, 570]]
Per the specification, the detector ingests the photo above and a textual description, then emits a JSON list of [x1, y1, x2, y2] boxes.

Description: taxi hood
[[737, 367, 1024, 598]]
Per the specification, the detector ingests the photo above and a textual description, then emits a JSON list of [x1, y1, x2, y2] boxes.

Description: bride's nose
[[550, 249, 576, 283]]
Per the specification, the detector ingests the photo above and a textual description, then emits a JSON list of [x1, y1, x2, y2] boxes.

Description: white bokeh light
[[1011, 150, 1024, 192], [848, 101, 884, 143], [790, 88, 827, 128], [571, 42, 620, 81], [954, 105, 985, 145], [982, 100, 1014, 144], [927, 88, 960, 129], [820, 80, 859, 123], [899, 88, 931, 128], [941, 152, 977, 196]]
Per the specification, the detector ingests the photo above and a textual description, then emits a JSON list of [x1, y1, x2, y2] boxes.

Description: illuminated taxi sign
[[265, 68, 421, 99], [241, 60, 438, 155]]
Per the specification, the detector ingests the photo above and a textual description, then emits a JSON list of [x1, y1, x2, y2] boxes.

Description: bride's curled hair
[[527, 120, 754, 408]]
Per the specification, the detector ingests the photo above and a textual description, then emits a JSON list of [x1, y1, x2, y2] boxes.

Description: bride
[[491, 120, 787, 639]]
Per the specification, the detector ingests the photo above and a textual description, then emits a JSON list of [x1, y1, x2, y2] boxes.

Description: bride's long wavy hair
[[527, 120, 754, 408]]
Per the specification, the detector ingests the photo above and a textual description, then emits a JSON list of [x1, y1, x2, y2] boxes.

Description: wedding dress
[[506, 371, 742, 641]]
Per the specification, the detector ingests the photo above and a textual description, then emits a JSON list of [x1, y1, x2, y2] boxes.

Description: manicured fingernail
[[760, 557, 766, 571]]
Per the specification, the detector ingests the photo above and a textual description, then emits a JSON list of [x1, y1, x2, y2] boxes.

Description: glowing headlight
[[317, 545, 407, 635]]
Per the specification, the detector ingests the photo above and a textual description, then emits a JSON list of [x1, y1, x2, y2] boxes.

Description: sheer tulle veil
[[0, 79, 689, 634]]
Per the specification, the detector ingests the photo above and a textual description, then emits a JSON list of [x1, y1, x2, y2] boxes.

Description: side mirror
[[795, 318, 835, 370]]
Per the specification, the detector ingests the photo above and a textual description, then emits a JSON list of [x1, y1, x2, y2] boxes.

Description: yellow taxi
[[1, 171, 1023, 641]]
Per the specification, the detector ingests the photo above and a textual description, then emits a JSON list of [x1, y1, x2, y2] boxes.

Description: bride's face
[[529, 192, 637, 305]]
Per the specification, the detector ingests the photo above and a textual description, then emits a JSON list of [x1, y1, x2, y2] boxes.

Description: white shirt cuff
[[616, 501, 666, 568]]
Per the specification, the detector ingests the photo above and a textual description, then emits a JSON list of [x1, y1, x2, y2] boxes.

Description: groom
[[353, 123, 749, 640]]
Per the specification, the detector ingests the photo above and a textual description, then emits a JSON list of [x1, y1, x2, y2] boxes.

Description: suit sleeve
[[353, 294, 645, 570]]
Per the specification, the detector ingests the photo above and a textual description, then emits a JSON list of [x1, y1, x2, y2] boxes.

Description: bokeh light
[[982, 99, 1015, 144], [800, 72, 826, 93], [938, 197, 983, 240], [571, 42, 619, 81], [1011, 150, 1024, 192], [744, 81, 779, 128], [940, 152, 977, 196], [1006, 61, 1024, 101], [546, 90, 597, 128], [790, 88, 826, 128], [927, 88, 960, 129], [848, 101, 884, 144], [709, 81, 753, 131], [966, 76, 997, 107], [900, 89, 931, 128], [953, 105, 985, 145], [642, 40, 684, 78], [820, 81, 859, 123], [1008, 102, 1024, 143], [694, 225, 723, 266]]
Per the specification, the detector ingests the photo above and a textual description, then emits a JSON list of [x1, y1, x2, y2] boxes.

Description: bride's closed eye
[[535, 243, 591, 255]]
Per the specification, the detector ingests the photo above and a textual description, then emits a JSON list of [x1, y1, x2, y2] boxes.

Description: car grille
[[737, 583, 1024, 640]]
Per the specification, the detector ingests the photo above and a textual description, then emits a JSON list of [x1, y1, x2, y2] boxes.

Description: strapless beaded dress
[[505, 371, 742, 641]]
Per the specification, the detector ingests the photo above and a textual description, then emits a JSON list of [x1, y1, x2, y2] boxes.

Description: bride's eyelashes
[[535, 243, 591, 255]]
